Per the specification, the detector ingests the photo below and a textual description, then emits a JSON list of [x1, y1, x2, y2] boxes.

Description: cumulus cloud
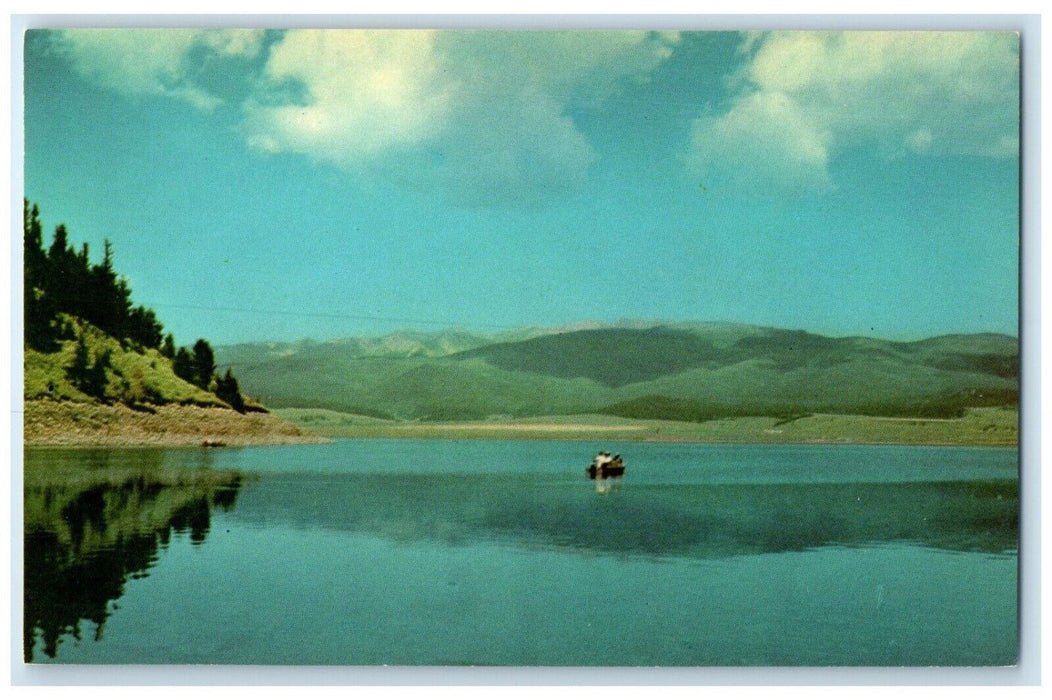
[[243, 30, 451, 158], [48, 29, 265, 110], [690, 90, 834, 194], [243, 29, 679, 205], [687, 31, 1019, 194], [44, 28, 678, 205]]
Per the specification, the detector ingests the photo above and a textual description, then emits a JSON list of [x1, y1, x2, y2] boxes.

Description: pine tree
[[160, 333, 176, 359], [173, 347, 195, 384], [23, 200, 53, 350], [215, 369, 246, 413], [85, 349, 111, 399], [23, 200, 43, 265], [23, 202, 168, 351], [69, 336, 91, 388], [127, 306, 163, 349], [47, 223, 69, 262], [46, 224, 74, 317], [191, 339, 216, 390], [89, 239, 121, 336], [67, 337, 109, 399]]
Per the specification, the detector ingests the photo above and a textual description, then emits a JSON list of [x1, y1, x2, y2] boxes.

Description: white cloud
[[243, 29, 679, 205], [48, 29, 265, 110], [418, 89, 597, 206], [438, 30, 678, 105], [45, 28, 678, 206], [200, 29, 266, 58], [244, 30, 450, 159], [687, 31, 1019, 193], [689, 90, 834, 194]]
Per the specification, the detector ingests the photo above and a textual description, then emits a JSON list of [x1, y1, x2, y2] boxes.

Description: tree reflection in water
[[23, 452, 243, 662]]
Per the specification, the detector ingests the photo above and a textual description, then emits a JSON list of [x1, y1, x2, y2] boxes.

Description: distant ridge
[[216, 322, 1018, 422]]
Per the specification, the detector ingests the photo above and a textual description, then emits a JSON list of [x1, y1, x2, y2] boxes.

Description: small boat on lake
[[587, 451, 625, 479]]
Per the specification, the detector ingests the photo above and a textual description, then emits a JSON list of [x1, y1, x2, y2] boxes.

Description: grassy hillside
[[24, 314, 273, 414], [20, 203, 310, 446], [25, 316, 226, 408], [224, 354, 609, 421], [22, 317, 324, 447], [218, 323, 1018, 422]]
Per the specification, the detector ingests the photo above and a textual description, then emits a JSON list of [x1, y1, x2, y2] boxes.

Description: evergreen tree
[[67, 337, 109, 399], [173, 347, 195, 384], [23, 200, 44, 269], [214, 369, 245, 413], [46, 225, 75, 318], [88, 239, 126, 337], [68, 336, 91, 388], [127, 306, 163, 349], [191, 339, 217, 390], [84, 349, 111, 399], [47, 224, 69, 264], [23, 200, 53, 350], [23, 202, 167, 351], [160, 333, 176, 359]]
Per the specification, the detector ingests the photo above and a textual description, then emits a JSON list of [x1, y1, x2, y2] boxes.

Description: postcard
[[19, 24, 1024, 674]]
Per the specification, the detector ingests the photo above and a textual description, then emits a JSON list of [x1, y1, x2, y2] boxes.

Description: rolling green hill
[[454, 327, 734, 386], [216, 323, 1018, 422]]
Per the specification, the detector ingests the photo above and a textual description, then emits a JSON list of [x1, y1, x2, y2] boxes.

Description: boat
[[587, 452, 625, 479]]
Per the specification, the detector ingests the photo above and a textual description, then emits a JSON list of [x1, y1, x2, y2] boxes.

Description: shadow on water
[[232, 472, 1018, 560], [23, 449, 243, 662]]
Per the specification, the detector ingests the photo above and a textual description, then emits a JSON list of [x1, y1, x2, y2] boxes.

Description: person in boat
[[590, 451, 608, 478]]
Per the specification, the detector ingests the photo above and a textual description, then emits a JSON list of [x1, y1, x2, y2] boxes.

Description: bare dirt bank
[[22, 399, 327, 448]]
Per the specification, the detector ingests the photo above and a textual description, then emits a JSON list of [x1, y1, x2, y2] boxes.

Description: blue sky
[[23, 29, 1019, 345]]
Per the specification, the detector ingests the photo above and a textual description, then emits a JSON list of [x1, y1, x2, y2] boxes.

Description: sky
[[21, 28, 1020, 346]]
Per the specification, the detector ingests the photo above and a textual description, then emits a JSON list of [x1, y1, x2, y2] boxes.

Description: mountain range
[[215, 322, 1019, 422]]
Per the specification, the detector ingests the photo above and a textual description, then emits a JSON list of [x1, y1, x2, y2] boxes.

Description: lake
[[23, 439, 1018, 666]]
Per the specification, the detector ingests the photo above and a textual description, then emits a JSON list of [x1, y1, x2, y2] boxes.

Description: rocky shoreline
[[22, 399, 327, 448]]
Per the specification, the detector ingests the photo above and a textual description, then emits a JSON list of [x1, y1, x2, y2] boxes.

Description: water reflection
[[231, 473, 1018, 559], [594, 477, 622, 495], [21, 445, 1018, 665], [23, 450, 243, 662]]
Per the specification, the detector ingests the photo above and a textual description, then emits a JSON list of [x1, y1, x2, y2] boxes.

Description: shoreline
[[19, 401, 1018, 449], [290, 429, 1018, 448], [22, 399, 327, 448], [273, 407, 1018, 448]]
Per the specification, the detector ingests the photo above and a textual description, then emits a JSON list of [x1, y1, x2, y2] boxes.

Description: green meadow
[[274, 406, 1017, 446]]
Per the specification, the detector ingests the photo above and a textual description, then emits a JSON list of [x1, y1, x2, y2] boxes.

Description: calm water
[[23, 440, 1018, 666]]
